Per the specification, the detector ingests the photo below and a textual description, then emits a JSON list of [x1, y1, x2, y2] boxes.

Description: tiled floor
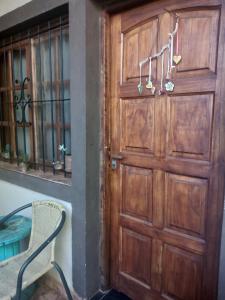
[[32, 287, 130, 300], [91, 289, 131, 300], [29, 277, 68, 300], [31, 284, 67, 300]]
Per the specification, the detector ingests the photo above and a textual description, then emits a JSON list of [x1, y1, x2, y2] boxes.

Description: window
[[0, 14, 71, 179]]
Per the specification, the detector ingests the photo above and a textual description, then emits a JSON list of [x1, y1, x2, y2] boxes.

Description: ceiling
[[93, 0, 152, 12]]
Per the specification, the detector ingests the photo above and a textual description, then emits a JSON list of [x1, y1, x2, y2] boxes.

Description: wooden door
[[109, 1, 225, 299]]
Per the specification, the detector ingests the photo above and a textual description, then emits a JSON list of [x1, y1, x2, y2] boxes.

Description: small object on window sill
[[53, 161, 64, 170], [1, 144, 10, 160], [18, 162, 29, 173], [18, 152, 30, 173], [0, 160, 72, 184], [58, 144, 67, 152], [65, 155, 72, 173], [2, 152, 10, 160]]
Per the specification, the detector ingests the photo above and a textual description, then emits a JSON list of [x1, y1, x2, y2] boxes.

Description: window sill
[[0, 161, 72, 202], [0, 161, 72, 185]]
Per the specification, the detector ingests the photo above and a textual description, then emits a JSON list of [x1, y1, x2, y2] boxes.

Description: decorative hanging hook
[[137, 12, 180, 95], [146, 57, 156, 95], [159, 51, 165, 95], [137, 62, 144, 95], [165, 45, 175, 92], [146, 57, 153, 89], [173, 18, 182, 65]]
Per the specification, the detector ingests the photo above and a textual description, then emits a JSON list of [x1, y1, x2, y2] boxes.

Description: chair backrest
[[28, 201, 65, 266]]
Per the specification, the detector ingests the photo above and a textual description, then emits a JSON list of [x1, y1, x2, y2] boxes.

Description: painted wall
[[0, 0, 74, 291], [0, 0, 32, 16], [0, 179, 73, 289]]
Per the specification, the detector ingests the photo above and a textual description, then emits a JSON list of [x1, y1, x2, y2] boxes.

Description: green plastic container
[[0, 215, 35, 299], [0, 215, 31, 260]]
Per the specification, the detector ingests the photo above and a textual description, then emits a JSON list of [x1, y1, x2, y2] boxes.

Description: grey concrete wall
[[70, 0, 101, 297]]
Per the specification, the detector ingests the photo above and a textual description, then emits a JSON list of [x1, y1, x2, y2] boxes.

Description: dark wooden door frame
[[100, 11, 111, 290]]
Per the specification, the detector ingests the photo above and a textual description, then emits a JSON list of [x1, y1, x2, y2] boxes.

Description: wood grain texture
[[108, 1, 225, 299], [122, 18, 158, 82], [167, 94, 214, 161], [122, 165, 153, 221], [121, 98, 155, 154], [165, 173, 208, 237], [176, 10, 219, 75], [120, 228, 152, 287], [162, 244, 203, 300]]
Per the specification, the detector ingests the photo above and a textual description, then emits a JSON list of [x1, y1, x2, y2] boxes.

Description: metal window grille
[[0, 14, 71, 176]]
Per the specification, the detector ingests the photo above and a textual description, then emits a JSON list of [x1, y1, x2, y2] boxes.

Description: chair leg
[[51, 261, 73, 300], [15, 276, 23, 300]]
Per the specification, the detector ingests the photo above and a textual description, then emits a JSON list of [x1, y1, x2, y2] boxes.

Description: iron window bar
[[0, 14, 71, 177]]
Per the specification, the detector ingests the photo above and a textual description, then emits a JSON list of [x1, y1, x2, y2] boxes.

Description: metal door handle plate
[[111, 154, 124, 170]]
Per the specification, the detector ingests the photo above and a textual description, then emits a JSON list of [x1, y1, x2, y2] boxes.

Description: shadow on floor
[[91, 289, 131, 300]]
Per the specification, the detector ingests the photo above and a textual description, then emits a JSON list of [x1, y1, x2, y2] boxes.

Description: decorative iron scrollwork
[[14, 77, 32, 126]]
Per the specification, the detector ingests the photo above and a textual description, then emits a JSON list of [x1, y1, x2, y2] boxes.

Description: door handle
[[111, 154, 124, 170], [111, 154, 124, 160]]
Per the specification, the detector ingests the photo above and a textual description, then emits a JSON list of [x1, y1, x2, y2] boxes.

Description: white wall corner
[[0, 0, 32, 17]]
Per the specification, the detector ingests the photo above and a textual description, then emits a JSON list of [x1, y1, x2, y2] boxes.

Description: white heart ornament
[[173, 55, 182, 65]]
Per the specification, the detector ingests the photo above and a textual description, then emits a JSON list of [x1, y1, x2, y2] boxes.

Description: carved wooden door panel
[[109, 1, 225, 300]]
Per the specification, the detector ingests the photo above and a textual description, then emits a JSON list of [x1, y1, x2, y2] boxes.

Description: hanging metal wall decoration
[[165, 42, 175, 92], [138, 62, 144, 95], [146, 57, 156, 95], [137, 14, 181, 95], [146, 57, 153, 89], [159, 52, 165, 95], [173, 25, 182, 65]]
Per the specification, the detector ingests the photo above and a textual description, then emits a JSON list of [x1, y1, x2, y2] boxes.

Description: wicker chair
[[0, 200, 73, 300]]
